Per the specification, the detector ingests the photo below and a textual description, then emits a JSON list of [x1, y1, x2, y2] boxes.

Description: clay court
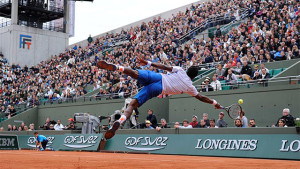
[[0, 150, 299, 169]]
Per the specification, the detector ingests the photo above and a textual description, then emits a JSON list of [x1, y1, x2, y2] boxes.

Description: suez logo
[[124, 137, 168, 151], [63, 135, 98, 148], [27, 135, 99, 149], [27, 136, 55, 147], [19, 34, 32, 49]]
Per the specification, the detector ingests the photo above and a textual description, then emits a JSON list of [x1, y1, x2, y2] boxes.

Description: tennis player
[[98, 57, 222, 139], [34, 132, 48, 151]]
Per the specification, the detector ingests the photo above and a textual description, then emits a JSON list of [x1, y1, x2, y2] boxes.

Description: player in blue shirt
[[34, 132, 48, 151]]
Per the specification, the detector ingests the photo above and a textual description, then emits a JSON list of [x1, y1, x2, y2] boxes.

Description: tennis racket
[[220, 104, 242, 119]]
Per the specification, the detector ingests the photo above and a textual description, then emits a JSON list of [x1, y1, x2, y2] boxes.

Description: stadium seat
[[272, 68, 282, 77], [222, 86, 230, 90]]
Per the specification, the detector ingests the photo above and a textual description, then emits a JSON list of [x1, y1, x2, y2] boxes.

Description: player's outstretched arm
[[194, 93, 221, 109], [136, 56, 173, 72]]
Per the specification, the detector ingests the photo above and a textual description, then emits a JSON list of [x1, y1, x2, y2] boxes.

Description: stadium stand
[[0, 0, 300, 128]]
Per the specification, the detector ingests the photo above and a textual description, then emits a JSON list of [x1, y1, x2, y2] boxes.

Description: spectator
[[0, 127, 4, 131], [54, 120, 64, 130], [24, 126, 29, 131], [49, 124, 55, 130], [277, 119, 288, 128], [248, 119, 257, 127], [258, 63, 269, 75], [275, 108, 295, 127], [216, 112, 227, 127], [234, 62, 242, 75], [12, 125, 17, 131], [20, 122, 25, 130], [87, 34, 93, 43], [208, 119, 218, 128], [146, 109, 158, 128], [145, 120, 154, 129], [40, 117, 51, 130], [65, 118, 77, 130], [174, 120, 192, 129], [252, 71, 262, 80], [156, 118, 170, 131], [196, 119, 208, 128], [239, 61, 252, 81], [211, 75, 222, 91], [237, 110, 248, 127], [18, 126, 22, 131], [201, 79, 214, 92], [259, 68, 270, 84], [235, 119, 244, 128], [7, 124, 12, 131], [216, 64, 225, 80], [215, 25, 222, 38], [251, 65, 259, 78], [28, 123, 35, 131], [202, 113, 210, 127], [226, 69, 238, 85], [189, 115, 199, 128]]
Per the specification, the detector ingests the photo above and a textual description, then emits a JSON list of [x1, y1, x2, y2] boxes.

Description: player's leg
[[41, 140, 48, 150], [97, 60, 139, 79], [105, 81, 162, 139], [104, 99, 139, 139]]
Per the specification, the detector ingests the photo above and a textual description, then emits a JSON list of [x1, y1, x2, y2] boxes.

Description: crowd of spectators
[[0, 107, 296, 131], [3, 117, 79, 131], [1, 0, 299, 121], [151, 108, 296, 130]]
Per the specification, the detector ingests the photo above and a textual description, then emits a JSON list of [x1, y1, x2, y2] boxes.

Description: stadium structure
[[0, 0, 299, 167]]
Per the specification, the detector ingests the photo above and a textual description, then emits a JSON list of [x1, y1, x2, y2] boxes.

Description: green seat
[[272, 68, 282, 77], [222, 86, 230, 90]]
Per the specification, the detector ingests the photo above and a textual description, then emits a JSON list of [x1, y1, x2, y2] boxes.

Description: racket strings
[[229, 105, 241, 118]]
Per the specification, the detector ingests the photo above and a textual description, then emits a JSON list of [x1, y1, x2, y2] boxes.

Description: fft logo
[[20, 34, 32, 49]]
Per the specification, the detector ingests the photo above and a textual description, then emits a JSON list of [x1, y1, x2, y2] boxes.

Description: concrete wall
[[70, 0, 210, 47], [274, 60, 300, 78], [1, 84, 299, 129], [0, 107, 38, 129], [0, 25, 68, 66], [37, 97, 169, 128]]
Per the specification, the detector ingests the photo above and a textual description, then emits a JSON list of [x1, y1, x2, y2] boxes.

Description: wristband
[[147, 61, 152, 67], [212, 100, 217, 106]]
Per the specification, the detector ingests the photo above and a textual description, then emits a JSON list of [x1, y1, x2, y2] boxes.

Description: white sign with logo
[[63, 135, 98, 148], [27, 136, 55, 148], [125, 136, 168, 151]]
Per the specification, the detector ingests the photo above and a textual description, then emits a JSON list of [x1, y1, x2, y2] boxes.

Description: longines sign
[[104, 134, 299, 160], [195, 139, 258, 151]]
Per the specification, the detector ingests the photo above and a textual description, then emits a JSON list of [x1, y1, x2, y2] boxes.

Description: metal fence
[[177, 8, 249, 45]]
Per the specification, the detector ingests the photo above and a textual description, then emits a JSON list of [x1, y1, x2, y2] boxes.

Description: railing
[[195, 76, 300, 91], [177, 8, 249, 45]]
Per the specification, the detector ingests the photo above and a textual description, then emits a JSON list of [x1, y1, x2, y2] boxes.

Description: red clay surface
[[0, 150, 299, 169]]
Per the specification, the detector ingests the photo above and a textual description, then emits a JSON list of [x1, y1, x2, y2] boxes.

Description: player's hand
[[136, 56, 147, 66], [214, 103, 222, 109]]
